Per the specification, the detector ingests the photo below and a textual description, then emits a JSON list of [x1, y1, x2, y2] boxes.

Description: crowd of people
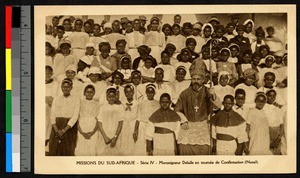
[[45, 14, 288, 156]]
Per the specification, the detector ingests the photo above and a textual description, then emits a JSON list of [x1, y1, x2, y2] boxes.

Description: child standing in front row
[[145, 93, 181, 156], [75, 85, 100, 156], [245, 92, 272, 155], [121, 85, 139, 155], [97, 87, 124, 156], [134, 84, 160, 155]]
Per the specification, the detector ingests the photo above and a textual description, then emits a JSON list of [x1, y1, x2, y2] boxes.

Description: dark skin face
[[192, 28, 201, 36], [61, 45, 70, 56], [104, 27, 112, 35], [255, 95, 266, 110], [267, 29, 274, 37], [256, 34, 264, 43], [266, 91, 276, 104], [84, 23, 92, 34], [203, 27, 212, 38], [151, 20, 159, 31], [181, 51, 190, 62], [116, 43, 126, 54], [61, 82, 72, 97], [113, 74, 122, 85], [89, 74, 99, 83], [52, 17, 59, 26], [166, 47, 175, 56], [211, 48, 219, 59], [133, 20, 141, 31], [74, 21, 83, 32], [219, 50, 230, 62], [187, 42, 196, 52], [84, 88, 95, 100], [124, 87, 134, 100], [245, 74, 256, 86], [237, 28, 244, 37], [46, 46, 51, 56], [126, 23, 133, 33], [183, 26, 192, 36], [229, 46, 239, 57], [93, 25, 101, 36], [56, 29, 65, 39], [202, 49, 210, 59], [63, 20, 72, 31], [155, 69, 164, 82], [265, 57, 275, 68], [120, 58, 130, 70], [46, 68, 53, 81], [144, 59, 153, 69], [174, 15, 181, 24], [264, 74, 275, 88], [215, 29, 224, 38], [163, 27, 172, 36], [243, 54, 252, 64], [107, 92, 117, 105], [86, 47, 95, 55], [131, 74, 141, 85], [235, 93, 245, 107], [227, 25, 235, 34], [219, 75, 229, 87], [223, 98, 234, 112], [112, 21, 121, 33], [66, 70, 76, 80], [252, 57, 261, 66], [146, 87, 155, 100], [172, 26, 180, 35], [260, 48, 269, 58], [176, 68, 186, 82], [99, 45, 110, 59], [245, 23, 253, 33], [160, 96, 171, 110], [161, 53, 170, 65]]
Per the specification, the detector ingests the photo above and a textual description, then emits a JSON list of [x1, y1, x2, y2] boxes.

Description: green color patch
[[6, 91, 12, 133]]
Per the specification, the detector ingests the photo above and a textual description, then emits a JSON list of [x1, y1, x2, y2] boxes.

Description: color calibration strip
[[6, 6, 31, 172], [6, 5, 13, 172]]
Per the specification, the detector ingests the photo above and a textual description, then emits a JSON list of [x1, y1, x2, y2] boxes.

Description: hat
[[228, 43, 240, 52], [116, 39, 127, 46], [120, 17, 129, 24], [106, 87, 117, 94], [220, 48, 231, 54], [208, 17, 220, 23], [59, 40, 71, 48], [176, 65, 187, 72], [183, 22, 193, 29], [193, 23, 202, 30], [189, 67, 206, 78], [65, 64, 77, 73], [103, 22, 112, 29], [218, 71, 231, 82], [150, 17, 160, 23], [243, 19, 255, 27], [111, 70, 124, 79], [85, 42, 95, 48], [88, 67, 101, 75], [201, 23, 214, 35], [62, 78, 73, 85], [131, 70, 141, 76], [139, 15, 147, 21], [146, 83, 156, 90], [243, 68, 258, 80], [255, 92, 267, 100]]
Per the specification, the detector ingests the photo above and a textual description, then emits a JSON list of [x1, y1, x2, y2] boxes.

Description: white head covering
[[65, 64, 77, 73], [88, 67, 101, 75], [243, 19, 255, 28], [85, 42, 95, 49], [218, 71, 230, 83], [201, 23, 214, 37], [103, 22, 112, 29]]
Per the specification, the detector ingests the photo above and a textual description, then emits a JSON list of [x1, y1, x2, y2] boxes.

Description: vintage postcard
[[34, 5, 296, 174]]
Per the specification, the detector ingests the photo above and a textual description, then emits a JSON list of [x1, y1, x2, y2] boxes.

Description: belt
[[216, 133, 236, 141], [155, 127, 173, 134], [154, 126, 178, 155]]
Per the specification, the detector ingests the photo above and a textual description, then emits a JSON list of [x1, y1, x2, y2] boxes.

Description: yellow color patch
[[6, 49, 12, 90]]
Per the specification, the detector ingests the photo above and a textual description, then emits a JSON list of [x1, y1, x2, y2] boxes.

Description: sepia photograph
[[35, 5, 296, 174]]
